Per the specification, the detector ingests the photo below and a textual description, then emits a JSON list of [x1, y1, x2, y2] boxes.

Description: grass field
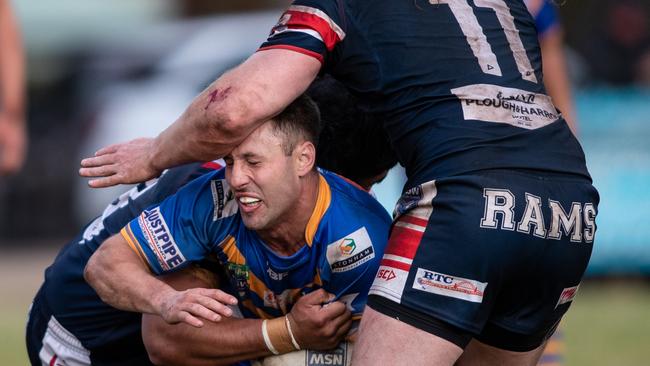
[[1, 245, 649, 365]]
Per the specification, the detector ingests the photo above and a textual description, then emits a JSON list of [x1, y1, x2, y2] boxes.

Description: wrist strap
[[285, 315, 301, 350], [261, 320, 279, 355], [262, 317, 298, 354]]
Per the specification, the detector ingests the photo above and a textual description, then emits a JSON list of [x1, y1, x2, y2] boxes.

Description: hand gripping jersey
[[260, 0, 590, 188], [123, 168, 391, 320], [27, 162, 223, 365]]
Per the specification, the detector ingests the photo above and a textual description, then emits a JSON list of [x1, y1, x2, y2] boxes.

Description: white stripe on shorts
[[38, 316, 91, 366]]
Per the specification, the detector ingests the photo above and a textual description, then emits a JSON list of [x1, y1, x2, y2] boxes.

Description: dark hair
[[271, 94, 321, 155], [307, 75, 398, 184]]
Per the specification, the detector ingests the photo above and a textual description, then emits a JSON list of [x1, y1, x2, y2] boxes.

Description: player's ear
[[294, 140, 316, 177]]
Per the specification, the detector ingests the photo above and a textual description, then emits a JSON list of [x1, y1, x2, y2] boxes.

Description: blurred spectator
[[582, 0, 649, 86], [636, 50, 650, 87], [0, 0, 26, 176], [526, 0, 579, 136]]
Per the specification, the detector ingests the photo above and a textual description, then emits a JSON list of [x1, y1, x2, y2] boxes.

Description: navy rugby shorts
[[26, 286, 153, 366], [368, 169, 599, 351]]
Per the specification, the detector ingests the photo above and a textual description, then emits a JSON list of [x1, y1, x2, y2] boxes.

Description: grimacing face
[[224, 121, 305, 232]]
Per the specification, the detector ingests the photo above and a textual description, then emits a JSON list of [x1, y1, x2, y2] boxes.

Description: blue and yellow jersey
[[123, 168, 392, 319], [36, 161, 224, 351]]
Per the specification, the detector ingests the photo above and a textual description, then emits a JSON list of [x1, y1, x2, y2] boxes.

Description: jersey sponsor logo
[[267, 267, 289, 281], [79, 177, 159, 244], [226, 262, 250, 297], [369, 264, 409, 303], [451, 84, 558, 130], [211, 179, 238, 221], [138, 207, 186, 271], [556, 285, 579, 308], [339, 238, 356, 256], [480, 188, 597, 243], [376, 268, 397, 281], [412, 268, 487, 303], [394, 180, 437, 221], [306, 341, 349, 366], [326, 227, 375, 273], [394, 186, 422, 217]]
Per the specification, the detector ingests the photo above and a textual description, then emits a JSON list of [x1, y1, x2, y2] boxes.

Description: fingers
[[334, 317, 353, 340], [88, 175, 122, 189], [184, 302, 225, 323], [193, 290, 238, 319], [330, 309, 353, 330], [301, 289, 336, 305], [80, 153, 116, 168], [79, 165, 116, 179], [177, 310, 205, 328], [94, 143, 120, 156], [319, 300, 348, 318], [197, 288, 238, 306], [165, 289, 238, 327]]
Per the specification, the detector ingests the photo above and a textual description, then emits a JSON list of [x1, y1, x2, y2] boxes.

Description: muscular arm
[[80, 49, 321, 188], [84, 233, 237, 327], [142, 269, 270, 366], [143, 272, 352, 366]]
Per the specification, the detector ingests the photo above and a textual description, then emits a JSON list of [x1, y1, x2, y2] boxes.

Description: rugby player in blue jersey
[[27, 79, 396, 366], [80, 1, 599, 365], [85, 93, 392, 365]]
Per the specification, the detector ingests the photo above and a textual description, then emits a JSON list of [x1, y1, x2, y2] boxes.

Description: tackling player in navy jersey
[[80, 0, 599, 364], [27, 79, 396, 366]]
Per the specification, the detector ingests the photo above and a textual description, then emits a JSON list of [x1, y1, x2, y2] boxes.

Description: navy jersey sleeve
[[258, 0, 346, 64], [79, 161, 224, 247], [121, 170, 239, 275]]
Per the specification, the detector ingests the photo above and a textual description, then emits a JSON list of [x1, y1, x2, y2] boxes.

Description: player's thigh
[[353, 307, 463, 366], [456, 338, 546, 366], [368, 176, 504, 342]]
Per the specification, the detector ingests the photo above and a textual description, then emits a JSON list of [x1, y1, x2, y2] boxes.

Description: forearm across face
[[84, 233, 174, 315]]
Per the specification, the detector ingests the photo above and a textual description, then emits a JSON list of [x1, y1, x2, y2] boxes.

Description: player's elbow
[[201, 86, 272, 144], [83, 243, 115, 303], [146, 344, 177, 366], [83, 249, 102, 291], [143, 319, 180, 366]]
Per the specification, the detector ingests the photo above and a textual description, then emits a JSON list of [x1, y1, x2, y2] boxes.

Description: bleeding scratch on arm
[[204, 86, 233, 110]]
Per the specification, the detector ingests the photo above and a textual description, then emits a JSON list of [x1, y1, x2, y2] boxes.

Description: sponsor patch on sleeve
[[412, 268, 487, 303], [326, 227, 375, 273], [211, 179, 238, 220], [137, 207, 186, 271], [369, 265, 410, 304]]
